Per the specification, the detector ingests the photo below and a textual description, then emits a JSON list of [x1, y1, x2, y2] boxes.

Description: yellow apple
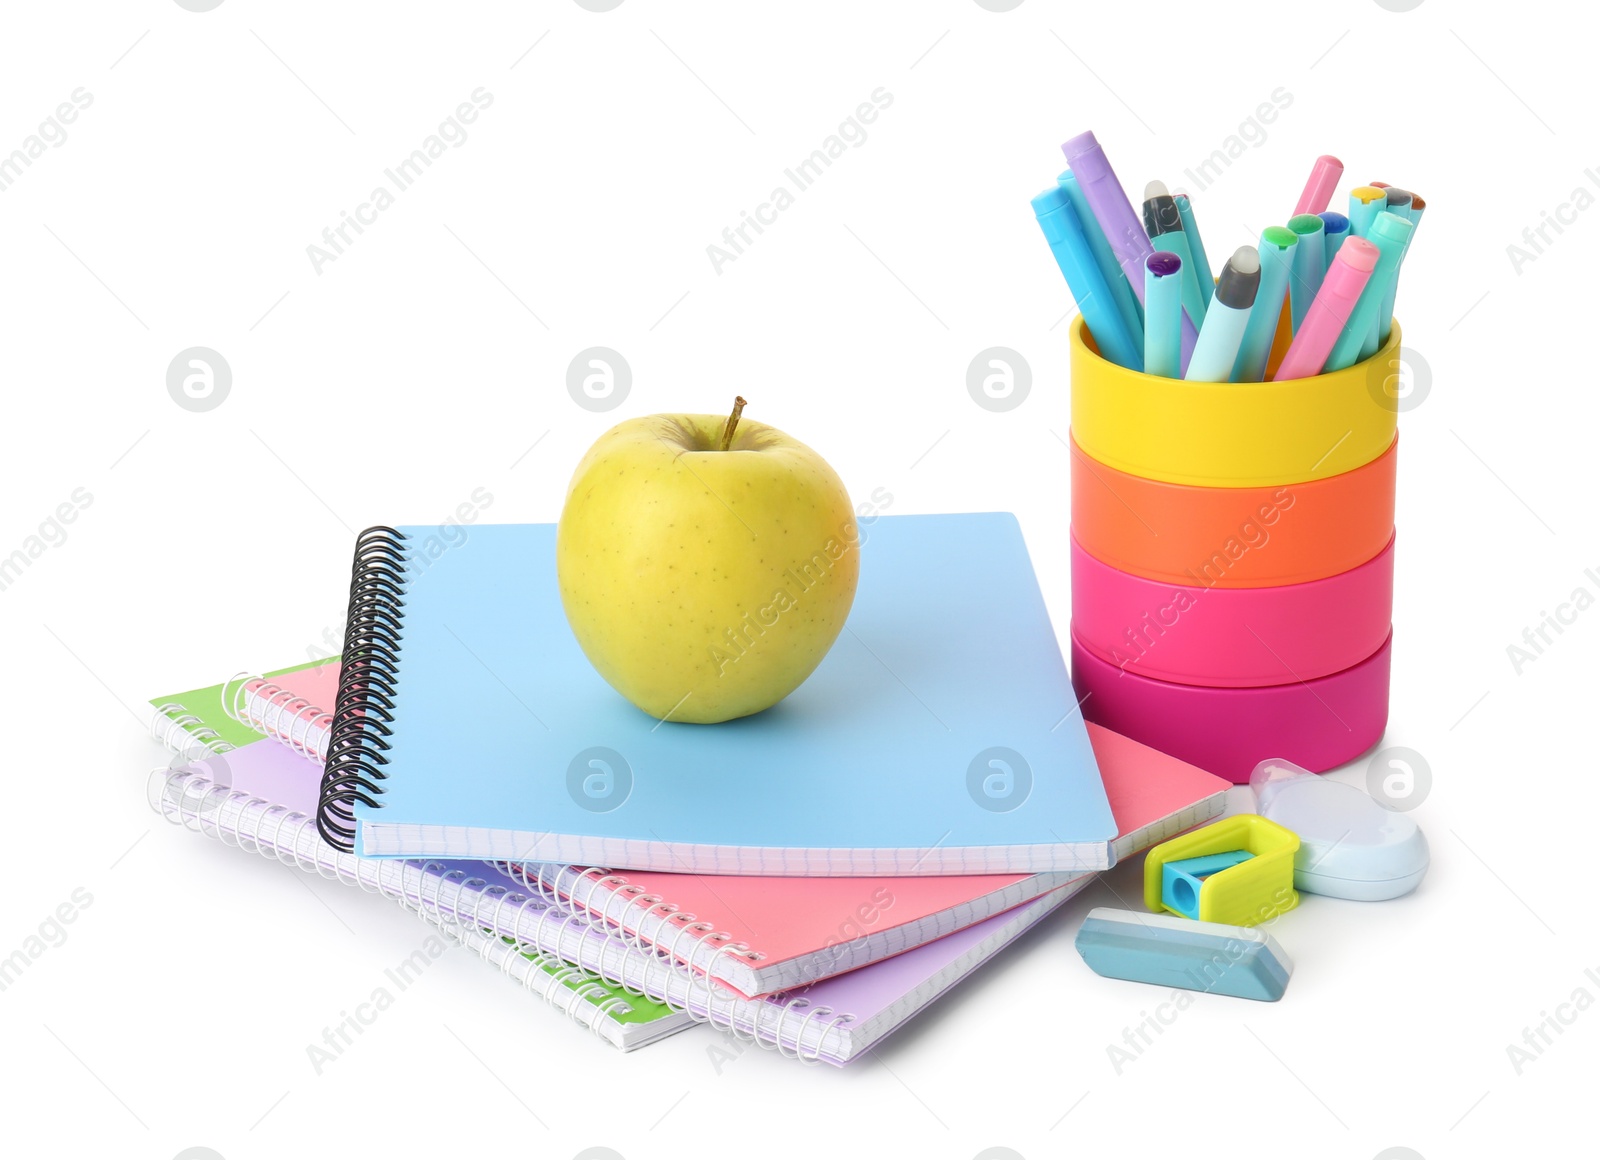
[[557, 398, 859, 724]]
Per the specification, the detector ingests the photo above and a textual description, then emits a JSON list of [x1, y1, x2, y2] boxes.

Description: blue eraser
[[1160, 849, 1254, 919], [1074, 907, 1292, 1001]]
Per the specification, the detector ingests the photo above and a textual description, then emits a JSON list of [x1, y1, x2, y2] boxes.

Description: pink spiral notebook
[[232, 661, 1229, 997]]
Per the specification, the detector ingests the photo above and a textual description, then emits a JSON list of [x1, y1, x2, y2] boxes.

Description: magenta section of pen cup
[[1070, 632, 1392, 783], [1070, 535, 1395, 687]]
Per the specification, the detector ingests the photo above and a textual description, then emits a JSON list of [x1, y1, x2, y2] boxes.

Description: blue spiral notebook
[[318, 513, 1115, 875]]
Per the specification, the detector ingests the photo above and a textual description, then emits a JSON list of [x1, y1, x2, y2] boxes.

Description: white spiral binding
[[223, 672, 333, 764], [149, 702, 236, 765], [498, 863, 766, 981], [149, 758, 853, 1063], [146, 763, 632, 1045]]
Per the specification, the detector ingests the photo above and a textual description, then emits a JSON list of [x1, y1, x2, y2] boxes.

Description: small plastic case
[[1251, 758, 1429, 901]]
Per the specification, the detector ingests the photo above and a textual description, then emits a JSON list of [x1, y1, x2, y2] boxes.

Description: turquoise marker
[[1144, 181, 1208, 327], [1174, 193, 1215, 309], [1377, 191, 1421, 347], [1032, 185, 1143, 370], [1320, 211, 1350, 268], [1144, 251, 1184, 379], [1286, 213, 1326, 331], [1325, 210, 1413, 371], [1186, 247, 1260, 382], [1059, 170, 1145, 349], [1348, 186, 1387, 238], [1232, 225, 1297, 382]]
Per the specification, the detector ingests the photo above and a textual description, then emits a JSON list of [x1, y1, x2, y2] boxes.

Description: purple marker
[[1062, 130, 1198, 370]]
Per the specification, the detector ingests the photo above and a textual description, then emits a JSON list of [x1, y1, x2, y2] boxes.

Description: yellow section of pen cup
[[1069, 316, 1402, 488]]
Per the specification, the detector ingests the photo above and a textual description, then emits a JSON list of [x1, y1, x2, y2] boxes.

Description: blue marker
[[1325, 211, 1412, 370], [1286, 213, 1326, 331], [1232, 225, 1297, 382], [1032, 186, 1143, 370], [1319, 211, 1350, 268], [1174, 193, 1215, 309], [1186, 246, 1260, 382], [1060, 170, 1145, 350], [1144, 251, 1184, 379]]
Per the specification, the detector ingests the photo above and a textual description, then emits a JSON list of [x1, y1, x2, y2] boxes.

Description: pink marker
[[1272, 236, 1379, 381], [1292, 154, 1345, 216]]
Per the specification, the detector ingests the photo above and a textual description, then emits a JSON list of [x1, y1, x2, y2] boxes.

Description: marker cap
[[1319, 211, 1350, 235], [1334, 234, 1380, 273], [1061, 130, 1109, 175], [1288, 214, 1325, 237], [1147, 251, 1183, 277], [1369, 211, 1414, 247], [1214, 247, 1261, 310], [1261, 225, 1298, 250], [1030, 185, 1072, 239]]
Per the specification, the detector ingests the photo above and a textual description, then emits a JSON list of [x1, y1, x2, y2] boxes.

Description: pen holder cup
[[1067, 316, 1403, 782]]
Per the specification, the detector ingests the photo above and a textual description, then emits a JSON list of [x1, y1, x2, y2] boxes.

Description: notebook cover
[[325, 514, 1116, 874], [540, 722, 1225, 996], [151, 657, 332, 753]]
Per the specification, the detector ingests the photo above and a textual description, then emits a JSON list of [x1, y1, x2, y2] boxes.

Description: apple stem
[[719, 395, 748, 452]]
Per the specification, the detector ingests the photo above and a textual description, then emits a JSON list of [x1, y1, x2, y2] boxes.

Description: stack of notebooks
[[149, 513, 1229, 1063]]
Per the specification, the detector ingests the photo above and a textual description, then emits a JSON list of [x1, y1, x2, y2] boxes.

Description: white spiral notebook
[[151, 736, 1082, 1064], [229, 660, 1229, 998], [147, 699, 691, 1053]]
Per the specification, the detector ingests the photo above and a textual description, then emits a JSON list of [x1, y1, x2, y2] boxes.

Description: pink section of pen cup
[[1070, 631, 1392, 783], [1070, 534, 1395, 688]]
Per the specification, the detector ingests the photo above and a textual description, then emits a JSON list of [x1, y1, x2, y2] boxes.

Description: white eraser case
[[1251, 758, 1429, 901]]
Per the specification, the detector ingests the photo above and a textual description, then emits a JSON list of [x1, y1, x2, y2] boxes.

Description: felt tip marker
[[1059, 170, 1146, 351], [1385, 186, 1414, 214], [1324, 210, 1413, 371], [1173, 193, 1215, 308], [1061, 131, 1199, 365], [1186, 247, 1261, 382], [1347, 186, 1388, 239], [1408, 193, 1427, 231], [1377, 192, 1421, 347], [1320, 211, 1350, 268], [1144, 251, 1184, 379], [1032, 185, 1143, 370], [1286, 213, 1327, 331], [1144, 180, 1209, 327], [1274, 235, 1380, 381], [1293, 154, 1344, 216], [1232, 225, 1298, 382]]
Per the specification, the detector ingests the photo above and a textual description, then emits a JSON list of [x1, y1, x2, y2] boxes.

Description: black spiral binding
[[316, 527, 409, 850]]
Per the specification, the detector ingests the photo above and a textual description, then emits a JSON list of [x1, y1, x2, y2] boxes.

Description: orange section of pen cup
[[1070, 433, 1397, 588], [1070, 316, 1402, 488]]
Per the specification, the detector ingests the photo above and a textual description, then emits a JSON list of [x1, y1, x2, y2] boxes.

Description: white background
[[1, 1, 1592, 1157]]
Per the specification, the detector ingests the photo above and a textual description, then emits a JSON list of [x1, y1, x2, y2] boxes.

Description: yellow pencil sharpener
[[1144, 815, 1301, 927]]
